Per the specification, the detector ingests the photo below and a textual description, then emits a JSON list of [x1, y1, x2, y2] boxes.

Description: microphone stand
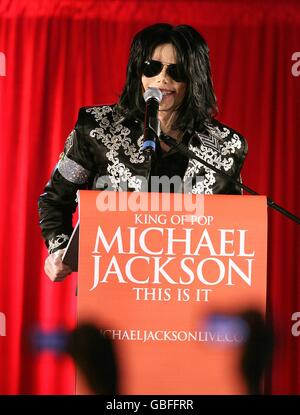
[[159, 134, 300, 225]]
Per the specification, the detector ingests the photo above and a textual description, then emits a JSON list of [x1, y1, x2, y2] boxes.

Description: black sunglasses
[[142, 59, 186, 83]]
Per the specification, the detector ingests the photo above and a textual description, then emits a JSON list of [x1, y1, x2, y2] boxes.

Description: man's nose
[[156, 66, 169, 83]]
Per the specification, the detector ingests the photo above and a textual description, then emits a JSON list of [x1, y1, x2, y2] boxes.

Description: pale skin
[[141, 43, 187, 152], [44, 43, 187, 282], [44, 248, 72, 281]]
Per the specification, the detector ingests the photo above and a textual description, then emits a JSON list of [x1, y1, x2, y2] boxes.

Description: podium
[[74, 191, 267, 394]]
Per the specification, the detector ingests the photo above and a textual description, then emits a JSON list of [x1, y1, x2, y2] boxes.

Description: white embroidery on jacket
[[85, 106, 243, 194], [64, 131, 75, 154], [87, 106, 144, 191], [184, 127, 242, 194], [221, 133, 242, 156], [205, 123, 231, 140], [48, 234, 70, 254]]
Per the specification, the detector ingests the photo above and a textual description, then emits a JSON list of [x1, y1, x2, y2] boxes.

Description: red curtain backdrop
[[0, 0, 299, 394]]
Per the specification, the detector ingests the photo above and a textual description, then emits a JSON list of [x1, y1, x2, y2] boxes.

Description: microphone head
[[143, 87, 163, 103]]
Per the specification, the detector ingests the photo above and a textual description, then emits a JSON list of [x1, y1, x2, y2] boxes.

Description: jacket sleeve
[[225, 133, 248, 195], [38, 108, 94, 253], [230, 133, 248, 195]]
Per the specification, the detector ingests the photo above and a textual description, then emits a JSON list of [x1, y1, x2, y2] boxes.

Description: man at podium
[[38, 23, 248, 282]]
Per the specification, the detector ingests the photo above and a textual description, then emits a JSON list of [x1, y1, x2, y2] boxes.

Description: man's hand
[[44, 249, 73, 282]]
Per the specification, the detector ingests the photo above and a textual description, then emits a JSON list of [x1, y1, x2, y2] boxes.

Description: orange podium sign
[[77, 191, 267, 394]]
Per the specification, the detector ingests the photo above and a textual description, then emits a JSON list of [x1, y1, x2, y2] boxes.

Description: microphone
[[142, 87, 163, 159]]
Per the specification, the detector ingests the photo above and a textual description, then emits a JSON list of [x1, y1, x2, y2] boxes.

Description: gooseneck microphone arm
[[159, 134, 300, 224]]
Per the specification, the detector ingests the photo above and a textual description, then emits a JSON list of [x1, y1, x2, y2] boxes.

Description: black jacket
[[38, 105, 248, 253]]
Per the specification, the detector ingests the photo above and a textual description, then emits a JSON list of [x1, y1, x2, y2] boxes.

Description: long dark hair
[[117, 23, 218, 130]]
